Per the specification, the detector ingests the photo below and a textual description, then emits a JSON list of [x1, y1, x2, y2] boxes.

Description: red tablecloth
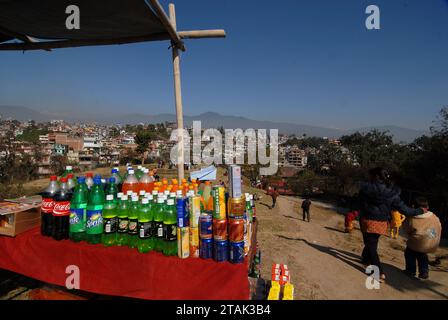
[[0, 228, 249, 300]]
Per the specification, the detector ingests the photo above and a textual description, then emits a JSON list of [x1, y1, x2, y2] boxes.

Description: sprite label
[[86, 210, 103, 235], [69, 206, 86, 233]]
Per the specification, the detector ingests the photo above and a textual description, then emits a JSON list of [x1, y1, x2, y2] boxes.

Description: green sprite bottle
[[127, 196, 140, 249], [86, 177, 105, 244], [163, 198, 177, 256], [116, 195, 129, 246], [69, 176, 88, 242], [137, 198, 154, 253], [153, 197, 166, 252], [102, 194, 117, 247]]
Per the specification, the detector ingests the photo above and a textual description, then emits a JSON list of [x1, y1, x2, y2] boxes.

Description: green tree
[[135, 130, 153, 164]]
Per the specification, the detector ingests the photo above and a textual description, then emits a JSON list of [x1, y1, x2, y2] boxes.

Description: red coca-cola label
[[41, 197, 54, 213], [52, 201, 71, 216]]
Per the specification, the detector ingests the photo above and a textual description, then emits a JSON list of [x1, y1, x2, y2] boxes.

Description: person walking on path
[[267, 187, 279, 209], [301, 198, 312, 222], [403, 197, 442, 280], [358, 167, 424, 282]]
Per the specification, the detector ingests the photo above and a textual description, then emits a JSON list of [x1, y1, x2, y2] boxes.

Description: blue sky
[[0, 0, 447, 130]]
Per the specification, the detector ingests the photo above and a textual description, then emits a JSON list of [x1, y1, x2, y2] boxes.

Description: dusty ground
[[253, 192, 448, 300]]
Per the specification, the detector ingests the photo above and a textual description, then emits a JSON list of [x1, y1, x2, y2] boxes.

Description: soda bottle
[[40, 175, 59, 236], [86, 176, 105, 244], [52, 177, 72, 241], [128, 196, 140, 249], [102, 194, 117, 247], [105, 177, 118, 199], [116, 192, 124, 206], [69, 176, 88, 242], [139, 190, 146, 200], [85, 172, 94, 189], [163, 198, 177, 256], [153, 197, 165, 252], [67, 173, 77, 191], [245, 195, 253, 222], [139, 168, 154, 193], [122, 169, 139, 194], [137, 198, 154, 253], [110, 168, 122, 187], [61, 165, 73, 178], [116, 195, 130, 246]]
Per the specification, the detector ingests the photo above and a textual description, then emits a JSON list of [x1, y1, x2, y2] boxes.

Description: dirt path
[[254, 193, 448, 300]]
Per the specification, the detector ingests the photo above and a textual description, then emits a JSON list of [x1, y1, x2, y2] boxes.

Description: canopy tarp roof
[[0, 0, 167, 42]]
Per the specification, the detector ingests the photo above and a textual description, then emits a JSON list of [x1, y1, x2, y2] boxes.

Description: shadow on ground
[[276, 234, 448, 299]]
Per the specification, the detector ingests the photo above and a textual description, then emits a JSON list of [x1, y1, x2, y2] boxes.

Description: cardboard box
[[0, 201, 41, 237]]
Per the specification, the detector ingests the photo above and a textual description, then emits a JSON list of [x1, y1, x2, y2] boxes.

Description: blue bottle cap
[[93, 177, 102, 185], [109, 177, 116, 183], [77, 176, 86, 184], [111, 168, 118, 174]]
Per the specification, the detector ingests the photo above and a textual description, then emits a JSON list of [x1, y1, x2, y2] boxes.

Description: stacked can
[[199, 211, 213, 259], [189, 196, 201, 258], [212, 186, 228, 262], [228, 195, 245, 264]]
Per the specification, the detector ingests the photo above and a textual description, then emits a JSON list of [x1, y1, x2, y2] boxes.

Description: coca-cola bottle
[[52, 177, 73, 241], [40, 175, 60, 236]]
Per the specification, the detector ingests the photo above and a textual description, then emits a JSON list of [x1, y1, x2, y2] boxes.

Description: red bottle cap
[[50, 175, 57, 181], [67, 173, 74, 178], [86, 172, 93, 177], [60, 177, 68, 183]]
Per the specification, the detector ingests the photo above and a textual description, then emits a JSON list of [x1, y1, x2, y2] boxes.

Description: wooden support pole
[[169, 3, 185, 181], [149, 0, 185, 51]]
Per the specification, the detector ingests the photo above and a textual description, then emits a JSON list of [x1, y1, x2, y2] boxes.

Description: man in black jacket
[[301, 198, 312, 222]]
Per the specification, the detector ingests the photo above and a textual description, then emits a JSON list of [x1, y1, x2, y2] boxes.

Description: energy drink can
[[229, 241, 244, 264], [199, 213, 213, 239], [200, 238, 213, 259], [228, 196, 245, 218], [229, 218, 245, 242], [177, 227, 190, 259], [213, 218, 227, 241], [212, 186, 226, 220], [213, 240, 229, 262]]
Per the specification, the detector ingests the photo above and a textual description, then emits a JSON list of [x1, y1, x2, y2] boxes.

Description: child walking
[[403, 197, 442, 280]]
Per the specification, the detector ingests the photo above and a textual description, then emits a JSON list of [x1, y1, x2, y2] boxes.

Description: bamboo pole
[[169, 3, 185, 181], [0, 30, 225, 51], [148, 0, 185, 51]]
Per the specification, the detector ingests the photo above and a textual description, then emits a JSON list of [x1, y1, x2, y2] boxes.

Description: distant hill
[[0, 106, 427, 142]]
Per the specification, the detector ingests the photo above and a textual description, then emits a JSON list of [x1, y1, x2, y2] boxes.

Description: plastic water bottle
[[69, 176, 88, 242], [86, 176, 105, 244]]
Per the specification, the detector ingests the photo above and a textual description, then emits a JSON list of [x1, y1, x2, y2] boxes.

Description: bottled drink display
[[69, 176, 88, 242], [61, 165, 73, 178], [52, 177, 72, 241], [38, 165, 253, 265], [40, 175, 60, 237], [86, 176, 105, 244], [102, 194, 117, 247]]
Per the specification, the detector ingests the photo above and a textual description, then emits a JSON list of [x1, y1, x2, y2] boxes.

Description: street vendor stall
[[0, 226, 250, 300]]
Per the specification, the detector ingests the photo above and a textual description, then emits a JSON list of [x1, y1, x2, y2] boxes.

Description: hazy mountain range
[[0, 105, 427, 143]]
